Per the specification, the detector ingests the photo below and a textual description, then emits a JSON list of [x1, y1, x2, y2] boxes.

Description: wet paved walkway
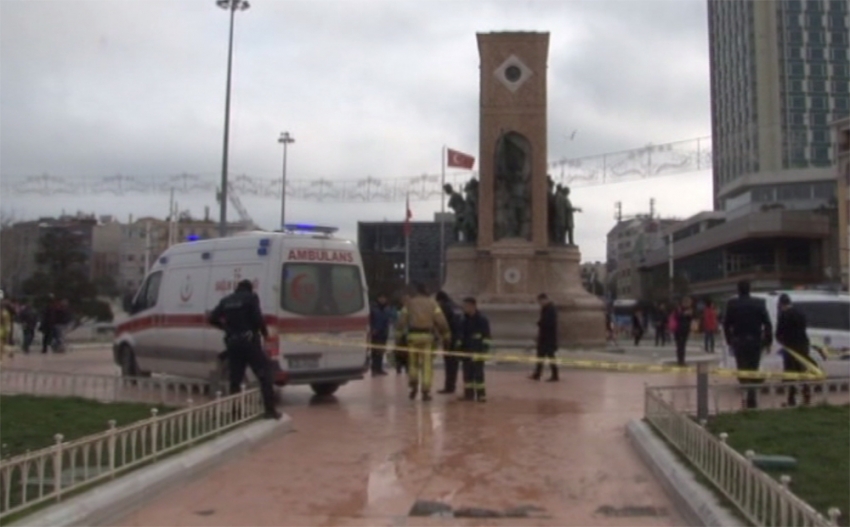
[[117, 369, 687, 526]]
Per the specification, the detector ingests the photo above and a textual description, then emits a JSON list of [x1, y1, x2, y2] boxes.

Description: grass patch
[[0, 395, 175, 458], [707, 404, 850, 526]]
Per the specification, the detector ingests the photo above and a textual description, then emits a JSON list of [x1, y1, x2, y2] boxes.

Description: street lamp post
[[216, 0, 250, 238], [278, 131, 295, 228]]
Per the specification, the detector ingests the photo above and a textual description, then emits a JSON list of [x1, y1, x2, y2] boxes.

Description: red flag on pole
[[404, 194, 412, 237], [446, 148, 475, 169]]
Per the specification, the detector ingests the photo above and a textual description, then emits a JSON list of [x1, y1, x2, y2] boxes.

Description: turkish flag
[[404, 194, 412, 237], [447, 148, 475, 170]]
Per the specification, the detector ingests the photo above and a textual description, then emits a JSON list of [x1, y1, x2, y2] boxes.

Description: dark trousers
[[782, 348, 814, 406], [532, 346, 558, 379], [370, 336, 388, 374], [655, 326, 667, 346], [633, 327, 644, 346], [461, 354, 486, 399], [733, 338, 763, 409], [227, 336, 277, 415], [442, 348, 460, 392], [41, 328, 56, 354], [704, 331, 716, 353], [394, 349, 409, 373], [674, 331, 690, 365], [22, 328, 35, 353]]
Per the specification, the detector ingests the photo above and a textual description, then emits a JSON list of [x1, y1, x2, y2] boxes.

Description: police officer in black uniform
[[775, 293, 814, 406], [436, 291, 463, 395], [531, 293, 559, 382], [459, 297, 491, 402], [722, 280, 773, 409], [208, 280, 281, 419]]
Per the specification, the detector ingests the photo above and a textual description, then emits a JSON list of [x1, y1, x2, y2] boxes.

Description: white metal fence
[[0, 369, 211, 406], [645, 382, 846, 527], [0, 387, 264, 521]]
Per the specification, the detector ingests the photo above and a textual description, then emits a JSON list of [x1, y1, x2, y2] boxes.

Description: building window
[[837, 97, 850, 111], [808, 47, 826, 60], [812, 146, 830, 165], [810, 63, 827, 77], [813, 129, 829, 143], [813, 182, 836, 199], [832, 49, 848, 62], [812, 96, 828, 110], [752, 187, 776, 202], [811, 112, 829, 125], [829, 13, 847, 29], [791, 96, 806, 109], [808, 30, 826, 45], [789, 30, 804, 43], [832, 31, 848, 45], [835, 63, 849, 78], [789, 61, 806, 77], [811, 79, 826, 92], [778, 183, 811, 201]]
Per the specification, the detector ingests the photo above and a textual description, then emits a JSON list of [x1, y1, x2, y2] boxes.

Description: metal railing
[[645, 382, 846, 527], [0, 369, 211, 406], [0, 387, 264, 521]]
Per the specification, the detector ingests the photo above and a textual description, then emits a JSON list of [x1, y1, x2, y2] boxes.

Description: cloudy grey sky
[[0, 0, 713, 262]]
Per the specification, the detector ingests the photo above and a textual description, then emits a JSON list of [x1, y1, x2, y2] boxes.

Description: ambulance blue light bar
[[283, 224, 338, 235]]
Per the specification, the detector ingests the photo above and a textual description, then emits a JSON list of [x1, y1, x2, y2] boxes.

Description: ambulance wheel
[[310, 383, 339, 397], [119, 345, 139, 377]]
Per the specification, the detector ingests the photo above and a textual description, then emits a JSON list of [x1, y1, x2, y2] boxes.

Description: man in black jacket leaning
[[722, 280, 772, 409], [775, 293, 814, 406], [208, 280, 281, 420], [531, 293, 559, 382]]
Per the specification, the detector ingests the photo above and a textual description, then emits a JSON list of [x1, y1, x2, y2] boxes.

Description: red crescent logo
[[291, 274, 316, 302], [179, 275, 193, 302]]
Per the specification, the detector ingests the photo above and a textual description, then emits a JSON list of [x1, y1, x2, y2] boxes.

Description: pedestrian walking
[[702, 299, 719, 353], [17, 303, 37, 354], [775, 294, 814, 407], [673, 297, 694, 366], [208, 280, 281, 420], [39, 296, 59, 354], [723, 280, 773, 409], [605, 310, 617, 345], [530, 293, 559, 382], [368, 293, 391, 376], [459, 297, 491, 402], [631, 309, 645, 346], [397, 283, 450, 401], [654, 303, 668, 346], [436, 291, 463, 395]]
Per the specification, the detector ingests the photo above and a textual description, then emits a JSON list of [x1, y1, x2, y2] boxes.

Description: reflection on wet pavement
[[116, 370, 689, 526]]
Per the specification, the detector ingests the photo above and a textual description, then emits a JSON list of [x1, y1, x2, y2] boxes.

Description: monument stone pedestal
[[444, 242, 606, 348]]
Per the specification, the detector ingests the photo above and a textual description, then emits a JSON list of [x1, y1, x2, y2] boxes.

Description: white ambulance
[[113, 225, 370, 396]]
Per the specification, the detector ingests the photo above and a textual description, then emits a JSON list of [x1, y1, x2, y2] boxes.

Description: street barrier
[[645, 382, 846, 527], [0, 369, 210, 406], [281, 335, 830, 381], [0, 388, 263, 522]]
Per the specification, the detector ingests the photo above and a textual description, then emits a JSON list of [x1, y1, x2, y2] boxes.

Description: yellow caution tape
[[279, 334, 828, 381]]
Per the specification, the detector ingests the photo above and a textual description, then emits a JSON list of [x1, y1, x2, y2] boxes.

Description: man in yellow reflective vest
[[459, 297, 492, 402], [397, 283, 450, 401]]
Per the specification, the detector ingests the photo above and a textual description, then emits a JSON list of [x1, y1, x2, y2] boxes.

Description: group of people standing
[[368, 288, 564, 401], [626, 298, 721, 366], [0, 295, 72, 361], [368, 284, 492, 402]]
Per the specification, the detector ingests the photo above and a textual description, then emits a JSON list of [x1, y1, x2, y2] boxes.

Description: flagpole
[[439, 145, 446, 288], [405, 191, 411, 285]]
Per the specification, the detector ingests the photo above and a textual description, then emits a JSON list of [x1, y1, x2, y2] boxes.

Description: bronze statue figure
[[494, 131, 532, 240], [547, 175, 557, 243], [444, 183, 466, 242], [560, 184, 582, 245]]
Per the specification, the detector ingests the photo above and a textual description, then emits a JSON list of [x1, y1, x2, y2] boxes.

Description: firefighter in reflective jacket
[[397, 283, 450, 401], [459, 297, 491, 402]]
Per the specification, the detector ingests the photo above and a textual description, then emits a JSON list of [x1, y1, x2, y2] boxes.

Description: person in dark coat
[[531, 293, 559, 382], [17, 303, 38, 353], [631, 309, 645, 346], [39, 296, 59, 354], [775, 294, 814, 406], [368, 294, 391, 376], [435, 291, 463, 394], [208, 280, 280, 419], [673, 297, 694, 366], [654, 303, 669, 346], [459, 297, 491, 402], [723, 280, 773, 409]]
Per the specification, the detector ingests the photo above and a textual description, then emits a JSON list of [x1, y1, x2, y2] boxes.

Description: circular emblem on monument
[[504, 65, 522, 82], [503, 267, 521, 285]]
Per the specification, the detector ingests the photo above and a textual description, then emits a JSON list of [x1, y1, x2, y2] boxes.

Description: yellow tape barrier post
[[281, 334, 828, 382]]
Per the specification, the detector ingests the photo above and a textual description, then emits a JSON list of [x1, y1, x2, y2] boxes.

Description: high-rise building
[[835, 116, 850, 287], [708, 0, 849, 212]]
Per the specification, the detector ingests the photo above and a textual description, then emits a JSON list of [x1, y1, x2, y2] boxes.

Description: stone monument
[[443, 32, 605, 348]]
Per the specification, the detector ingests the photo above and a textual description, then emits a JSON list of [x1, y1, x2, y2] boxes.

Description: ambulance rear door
[[277, 239, 369, 384]]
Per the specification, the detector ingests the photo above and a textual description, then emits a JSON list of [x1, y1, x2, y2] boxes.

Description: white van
[[113, 225, 370, 396]]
